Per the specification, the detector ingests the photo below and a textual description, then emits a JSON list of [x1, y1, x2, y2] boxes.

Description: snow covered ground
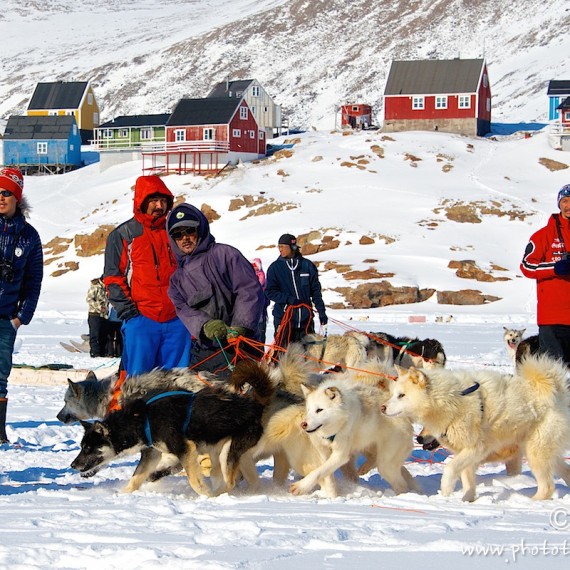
[[2, 311, 570, 569]]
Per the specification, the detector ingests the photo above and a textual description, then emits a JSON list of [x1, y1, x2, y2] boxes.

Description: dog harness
[[143, 390, 196, 447], [440, 382, 483, 440]]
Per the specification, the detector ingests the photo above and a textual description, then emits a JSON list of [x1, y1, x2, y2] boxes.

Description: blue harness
[[143, 390, 196, 447]]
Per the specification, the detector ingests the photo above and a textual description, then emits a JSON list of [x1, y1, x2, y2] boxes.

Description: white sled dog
[[291, 371, 417, 496], [502, 327, 526, 361], [298, 331, 371, 370], [383, 354, 570, 501]]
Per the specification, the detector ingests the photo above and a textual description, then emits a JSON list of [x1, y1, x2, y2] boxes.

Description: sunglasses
[[171, 227, 197, 240], [0, 190, 14, 198]]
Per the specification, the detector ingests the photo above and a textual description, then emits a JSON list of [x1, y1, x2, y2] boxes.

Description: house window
[[240, 106, 248, 120], [66, 111, 74, 116], [88, 93, 93, 105], [49, 111, 58, 116], [70, 144, 74, 151], [252, 86, 260, 97], [259, 131, 265, 139], [352, 106, 359, 112], [412, 97, 424, 110], [73, 125, 77, 135], [232, 129, 241, 137], [102, 129, 113, 138], [486, 98, 491, 112], [37, 142, 47, 154], [250, 130, 255, 138], [119, 129, 128, 138], [458, 95, 470, 109], [251, 106, 256, 115], [483, 74, 488, 88], [565, 112, 570, 121], [203, 128, 215, 140], [93, 112, 99, 124], [236, 91, 243, 97], [175, 129, 186, 142], [435, 96, 448, 109], [141, 129, 151, 140], [264, 106, 268, 113]]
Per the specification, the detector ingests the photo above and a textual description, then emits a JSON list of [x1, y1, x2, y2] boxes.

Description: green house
[[92, 114, 170, 150]]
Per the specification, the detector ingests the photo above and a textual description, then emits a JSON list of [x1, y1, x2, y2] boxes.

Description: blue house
[[547, 80, 570, 121], [2, 115, 82, 174]]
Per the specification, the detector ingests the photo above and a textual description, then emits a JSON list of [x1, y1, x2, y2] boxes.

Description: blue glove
[[554, 259, 570, 276]]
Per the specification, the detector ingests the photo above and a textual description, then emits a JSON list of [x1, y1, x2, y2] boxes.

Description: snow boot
[[0, 397, 8, 444]]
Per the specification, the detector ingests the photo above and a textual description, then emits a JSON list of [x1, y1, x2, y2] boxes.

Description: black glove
[[203, 319, 228, 340], [554, 258, 570, 276], [320, 314, 328, 325]]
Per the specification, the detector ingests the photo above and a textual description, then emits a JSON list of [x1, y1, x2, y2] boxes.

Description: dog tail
[[272, 344, 315, 396], [228, 360, 277, 406], [516, 353, 570, 404], [263, 404, 305, 447]]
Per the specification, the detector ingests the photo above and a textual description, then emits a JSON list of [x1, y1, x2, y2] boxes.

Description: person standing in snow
[[85, 276, 109, 358], [265, 233, 327, 348], [167, 203, 264, 377], [520, 183, 570, 365], [251, 257, 269, 344], [0, 167, 43, 444], [103, 176, 191, 379]]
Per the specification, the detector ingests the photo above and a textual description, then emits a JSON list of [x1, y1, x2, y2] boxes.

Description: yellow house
[[26, 80, 100, 144]]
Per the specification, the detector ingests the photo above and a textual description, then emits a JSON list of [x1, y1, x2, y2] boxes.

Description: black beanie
[[278, 233, 298, 250]]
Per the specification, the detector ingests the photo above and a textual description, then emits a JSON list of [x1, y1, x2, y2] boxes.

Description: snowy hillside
[[1, 0, 569, 129]]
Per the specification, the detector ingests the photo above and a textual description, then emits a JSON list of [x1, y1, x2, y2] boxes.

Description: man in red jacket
[[104, 175, 191, 377], [521, 184, 570, 364]]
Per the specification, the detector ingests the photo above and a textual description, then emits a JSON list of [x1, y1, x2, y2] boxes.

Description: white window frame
[[435, 96, 448, 109], [203, 128, 215, 140], [565, 111, 570, 121], [140, 128, 151, 140], [72, 125, 77, 135], [412, 96, 424, 110], [251, 86, 260, 97], [102, 129, 113, 138], [232, 129, 241, 137], [486, 98, 491, 113], [240, 106, 248, 120], [458, 95, 470, 109], [37, 142, 48, 154], [48, 111, 58, 116], [259, 130, 265, 140], [119, 129, 128, 138], [174, 129, 186, 142], [249, 130, 255, 139], [88, 93, 93, 105]]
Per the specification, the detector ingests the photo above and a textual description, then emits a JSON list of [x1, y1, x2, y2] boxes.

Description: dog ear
[[93, 421, 109, 437], [68, 379, 82, 398], [394, 364, 406, 377], [324, 386, 340, 400], [86, 370, 98, 381], [407, 367, 428, 389], [300, 384, 315, 398], [80, 420, 93, 432]]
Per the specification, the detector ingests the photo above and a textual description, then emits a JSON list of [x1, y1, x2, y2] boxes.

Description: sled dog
[[71, 361, 277, 495], [298, 331, 371, 370], [290, 371, 417, 496], [383, 355, 570, 501], [368, 333, 446, 369], [502, 327, 526, 361], [57, 368, 224, 424], [515, 334, 540, 366]]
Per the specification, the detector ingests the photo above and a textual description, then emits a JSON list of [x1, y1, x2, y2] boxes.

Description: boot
[[0, 397, 8, 444]]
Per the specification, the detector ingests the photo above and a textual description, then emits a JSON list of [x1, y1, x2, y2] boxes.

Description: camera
[[0, 261, 14, 283]]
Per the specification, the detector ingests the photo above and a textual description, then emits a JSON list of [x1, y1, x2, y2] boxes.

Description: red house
[[142, 97, 265, 175], [341, 103, 372, 129], [383, 59, 491, 137]]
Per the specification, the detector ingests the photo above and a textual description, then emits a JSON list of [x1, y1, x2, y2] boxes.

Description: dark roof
[[28, 81, 89, 110], [167, 98, 243, 126], [384, 59, 486, 96], [557, 97, 570, 110], [3, 115, 77, 140], [548, 80, 570, 96], [98, 114, 170, 129], [207, 79, 254, 98]]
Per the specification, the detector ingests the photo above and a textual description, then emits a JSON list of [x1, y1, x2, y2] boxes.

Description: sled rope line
[[298, 352, 397, 381]]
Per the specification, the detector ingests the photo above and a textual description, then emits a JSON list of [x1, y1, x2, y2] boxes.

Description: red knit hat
[[0, 167, 24, 203]]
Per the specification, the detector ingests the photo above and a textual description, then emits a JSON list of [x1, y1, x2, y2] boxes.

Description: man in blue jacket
[[167, 203, 264, 377], [0, 167, 43, 444], [265, 233, 327, 347]]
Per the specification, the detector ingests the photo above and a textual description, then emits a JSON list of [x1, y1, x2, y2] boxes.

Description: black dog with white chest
[[71, 361, 276, 496]]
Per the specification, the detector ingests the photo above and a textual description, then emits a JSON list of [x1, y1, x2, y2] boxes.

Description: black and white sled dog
[[367, 332, 446, 369], [70, 361, 277, 496]]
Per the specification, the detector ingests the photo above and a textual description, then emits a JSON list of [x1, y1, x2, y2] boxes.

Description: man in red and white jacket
[[520, 184, 570, 364], [104, 175, 191, 377]]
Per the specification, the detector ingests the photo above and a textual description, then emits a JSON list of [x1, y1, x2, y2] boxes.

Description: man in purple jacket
[[167, 203, 264, 377]]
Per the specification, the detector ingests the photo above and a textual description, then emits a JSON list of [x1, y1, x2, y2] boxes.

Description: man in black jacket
[[265, 233, 327, 347]]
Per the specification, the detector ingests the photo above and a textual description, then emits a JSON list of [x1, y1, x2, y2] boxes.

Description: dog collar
[[144, 391, 196, 447], [460, 382, 480, 396]]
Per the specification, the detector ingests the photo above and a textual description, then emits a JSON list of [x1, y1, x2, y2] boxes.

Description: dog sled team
[[63, 326, 570, 503]]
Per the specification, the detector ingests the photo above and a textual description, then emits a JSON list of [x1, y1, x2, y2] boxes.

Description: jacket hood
[[133, 175, 174, 228], [166, 203, 214, 263]]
